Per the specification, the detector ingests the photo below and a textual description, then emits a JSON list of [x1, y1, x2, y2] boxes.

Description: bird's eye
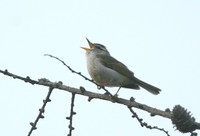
[[96, 46, 101, 50], [94, 44, 107, 52]]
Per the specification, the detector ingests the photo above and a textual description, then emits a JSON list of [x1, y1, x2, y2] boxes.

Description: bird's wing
[[96, 54, 134, 79]]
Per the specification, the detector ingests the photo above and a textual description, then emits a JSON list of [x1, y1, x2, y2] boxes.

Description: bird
[[81, 38, 161, 95]]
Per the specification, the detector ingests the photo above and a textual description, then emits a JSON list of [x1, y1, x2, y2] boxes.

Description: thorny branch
[[28, 87, 53, 136], [66, 93, 76, 136], [0, 69, 171, 119], [44, 54, 113, 96], [128, 107, 170, 136]]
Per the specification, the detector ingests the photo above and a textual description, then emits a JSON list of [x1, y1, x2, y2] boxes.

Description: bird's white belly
[[87, 57, 129, 86]]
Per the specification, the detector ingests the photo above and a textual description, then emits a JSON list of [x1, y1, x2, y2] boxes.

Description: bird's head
[[81, 38, 110, 55]]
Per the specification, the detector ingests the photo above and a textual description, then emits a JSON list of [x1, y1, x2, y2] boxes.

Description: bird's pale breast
[[86, 53, 131, 86]]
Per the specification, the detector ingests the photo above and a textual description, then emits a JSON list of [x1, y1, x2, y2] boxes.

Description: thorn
[[40, 114, 45, 119], [165, 108, 171, 113], [72, 112, 76, 115], [30, 122, 34, 126], [139, 119, 143, 122], [129, 97, 135, 102], [68, 125, 75, 130], [150, 113, 156, 117], [30, 122, 37, 130], [4, 69, 8, 73], [58, 81, 63, 85], [24, 76, 30, 83], [43, 98, 51, 102], [39, 108, 44, 113], [80, 86, 86, 93], [88, 97, 93, 102]]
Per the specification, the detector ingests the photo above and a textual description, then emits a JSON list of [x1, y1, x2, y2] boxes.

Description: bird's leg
[[114, 87, 121, 97], [97, 86, 113, 96], [100, 86, 111, 95]]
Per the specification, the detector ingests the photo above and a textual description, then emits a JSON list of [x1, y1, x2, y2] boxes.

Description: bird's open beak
[[81, 38, 94, 51]]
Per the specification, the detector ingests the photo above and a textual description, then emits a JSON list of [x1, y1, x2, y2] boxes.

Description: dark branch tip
[[47, 98, 51, 102], [129, 97, 135, 102], [39, 108, 45, 113], [80, 86, 86, 93], [58, 81, 63, 85], [40, 114, 45, 119], [30, 122, 37, 130], [43, 99, 51, 103], [150, 113, 156, 117], [68, 125, 75, 130], [4, 69, 8, 73], [88, 97, 93, 102], [165, 108, 171, 113]]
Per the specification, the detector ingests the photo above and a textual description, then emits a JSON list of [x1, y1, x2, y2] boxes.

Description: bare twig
[[44, 54, 113, 96], [28, 87, 53, 136], [128, 107, 170, 136], [66, 93, 76, 136]]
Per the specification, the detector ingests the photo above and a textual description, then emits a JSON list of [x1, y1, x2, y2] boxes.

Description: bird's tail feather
[[133, 77, 161, 95]]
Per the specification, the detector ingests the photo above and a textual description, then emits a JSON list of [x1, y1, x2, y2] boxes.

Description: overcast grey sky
[[0, 0, 200, 136]]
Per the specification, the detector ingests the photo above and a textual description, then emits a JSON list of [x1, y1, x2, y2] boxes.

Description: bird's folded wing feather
[[96, 54, 134, 79]]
